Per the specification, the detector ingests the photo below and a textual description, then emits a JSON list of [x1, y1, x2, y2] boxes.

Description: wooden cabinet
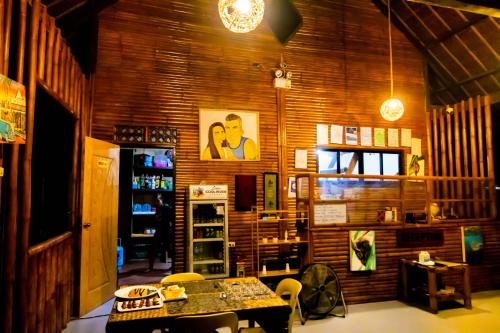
[[252, 209, 310, 280]]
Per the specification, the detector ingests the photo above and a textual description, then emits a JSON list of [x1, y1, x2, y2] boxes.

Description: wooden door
[[79, 137, 120, 315]]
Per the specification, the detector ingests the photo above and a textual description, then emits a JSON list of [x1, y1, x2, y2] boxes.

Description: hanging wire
[[388, 0, 394, 97]]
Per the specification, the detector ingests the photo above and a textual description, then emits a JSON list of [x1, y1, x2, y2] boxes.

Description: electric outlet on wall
[[228, 241, 236, 247]]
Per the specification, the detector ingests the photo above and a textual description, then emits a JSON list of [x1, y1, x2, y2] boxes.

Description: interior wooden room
[[0, 0, 499, 333]]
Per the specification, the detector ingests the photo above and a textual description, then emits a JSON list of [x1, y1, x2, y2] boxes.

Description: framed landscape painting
[[199, 109, 260, 161]]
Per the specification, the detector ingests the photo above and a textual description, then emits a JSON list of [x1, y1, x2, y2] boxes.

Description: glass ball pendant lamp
[[380, 0, 404, 121], [218, 0, 265, 33]]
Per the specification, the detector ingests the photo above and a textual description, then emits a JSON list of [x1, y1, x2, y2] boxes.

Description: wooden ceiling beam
[[433, 66, 500, 94], [405, 0, 500, 18], [426, 16, 487, 47]]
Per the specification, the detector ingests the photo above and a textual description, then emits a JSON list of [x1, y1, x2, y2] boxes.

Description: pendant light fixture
[[380, 0, 404, 121], [218, 0, 265, 33]]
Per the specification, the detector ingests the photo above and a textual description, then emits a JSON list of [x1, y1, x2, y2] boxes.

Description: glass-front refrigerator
[[187, 185, 229, 278]]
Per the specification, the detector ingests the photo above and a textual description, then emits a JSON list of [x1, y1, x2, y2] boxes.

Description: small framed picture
[[288, 176, 296, 198], [263, 172, 278, 211]]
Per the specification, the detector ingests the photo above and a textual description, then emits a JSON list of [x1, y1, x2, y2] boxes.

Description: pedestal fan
[[298, 263, 347, 321]]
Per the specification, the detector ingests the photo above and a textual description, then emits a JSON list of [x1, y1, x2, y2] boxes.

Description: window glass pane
[[363, 152, 381, 175], [382, 153, 400, 175], [318, 150, 338, 174], [339, 152, 359, 174]]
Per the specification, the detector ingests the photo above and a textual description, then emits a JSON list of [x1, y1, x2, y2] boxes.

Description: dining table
[[105, 276, 291, 333]]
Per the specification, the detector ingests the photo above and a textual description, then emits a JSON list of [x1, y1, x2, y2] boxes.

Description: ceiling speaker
[[266, 0, 303, 44]]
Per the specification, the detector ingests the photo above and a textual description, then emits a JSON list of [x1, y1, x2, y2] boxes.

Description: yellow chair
[[240, 278, 303, 333], [173, 311, 239, 333], [160, 272, 204, 284]]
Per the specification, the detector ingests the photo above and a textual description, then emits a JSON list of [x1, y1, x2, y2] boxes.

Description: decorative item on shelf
[[380, 0, 404, 122], [430, 202, 440, 219], [262, 263, 267, 275], [218, 0, 265, 33], [418, 251, 434, 266], [295, 236, 300, 242], [148, 127, 177, 144], [284, 230, 288, 242], [285, 262, 290, 273], [272, 237, 278, 243], [114, 125, 145, 143], [262, 237, 268, 244]]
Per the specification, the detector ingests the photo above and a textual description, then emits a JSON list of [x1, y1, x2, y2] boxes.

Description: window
[[317, 149, 402, 176]]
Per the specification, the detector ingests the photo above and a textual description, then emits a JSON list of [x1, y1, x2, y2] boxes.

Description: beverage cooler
[[186, 185, 229, 278]]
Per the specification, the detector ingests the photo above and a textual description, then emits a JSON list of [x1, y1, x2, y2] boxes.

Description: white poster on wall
[[330, 124, 343, 144], [317, 124, 329, 144]]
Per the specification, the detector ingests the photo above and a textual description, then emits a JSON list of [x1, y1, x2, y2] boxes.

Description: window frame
[[317, 148, 404, 176]]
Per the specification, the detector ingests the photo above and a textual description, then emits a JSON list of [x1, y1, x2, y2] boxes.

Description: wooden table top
[[106, 277, 290, 332]]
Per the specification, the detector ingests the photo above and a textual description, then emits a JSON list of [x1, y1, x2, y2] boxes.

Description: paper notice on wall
[[401, 128, 411, 147], [295, 149, 308, 169], [330, 124, 343, 144], [388, 128, 399, 147], [360, 127, 372, 146], [345, 127, 358, 145], [411, 138, 422, 156], [317, 124, 329, 144], [314, 204, 347, 224], [374, 128, 385, 147]]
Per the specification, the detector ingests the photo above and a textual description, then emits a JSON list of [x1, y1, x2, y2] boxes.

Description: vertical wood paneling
[[91, 0, 499, 303]]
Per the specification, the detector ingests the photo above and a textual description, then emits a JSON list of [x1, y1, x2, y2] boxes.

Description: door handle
[[83, 223, 92, 229]]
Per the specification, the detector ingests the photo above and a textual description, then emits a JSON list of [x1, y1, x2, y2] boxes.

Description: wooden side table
[[400, 259, 472, 313]]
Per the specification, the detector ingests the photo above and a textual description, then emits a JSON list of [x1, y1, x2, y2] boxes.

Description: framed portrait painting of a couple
[[199, 109, 260, 161]]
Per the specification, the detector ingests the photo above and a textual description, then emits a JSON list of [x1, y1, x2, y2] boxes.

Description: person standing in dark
[[147, 193, 170, 271]]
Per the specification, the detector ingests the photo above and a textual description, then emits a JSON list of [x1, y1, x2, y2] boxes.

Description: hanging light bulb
[[380, 0, 404, 121], [218, 0, 265, 33]]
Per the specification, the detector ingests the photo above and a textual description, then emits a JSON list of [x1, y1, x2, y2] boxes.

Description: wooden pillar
[[460, 100, 471, 217], [484, 95, 496, 218], [439, 109, 449, 205], [432, 108, 440, 198], [425, 111, 434, 200], [2, 0, 11, 72], [37, 5, 47, 79], [446, 112, 455, 211], [475, 96, 486, 215], [453, 103, 464, 217], [3, 1, 25, 333], [468, 97, 480, 216], [277, 88, 288, 211], [19, 2, 41, 333]]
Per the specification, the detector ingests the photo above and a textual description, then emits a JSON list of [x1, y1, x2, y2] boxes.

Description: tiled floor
[[63, 289, 500, 333], [118, 259, 171, 286]]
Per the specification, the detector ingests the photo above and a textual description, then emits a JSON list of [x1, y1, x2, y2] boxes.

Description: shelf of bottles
[[131, 148, 174, 239]]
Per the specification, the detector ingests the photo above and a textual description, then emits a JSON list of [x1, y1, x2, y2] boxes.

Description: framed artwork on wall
[[350, 230, 376, 271], [263, 172, 278, 211], [235, 175, 257, 211], [199, 109, 260, 161]]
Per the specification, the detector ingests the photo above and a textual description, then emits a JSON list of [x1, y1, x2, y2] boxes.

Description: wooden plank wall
[[92, 0, 500, 303], [0, 1, 89, 332]]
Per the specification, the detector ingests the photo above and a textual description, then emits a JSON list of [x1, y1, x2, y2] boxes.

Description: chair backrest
[[173, 311, 238, 333], [275, 278, 302, 332], [160, 272, 205, 284]]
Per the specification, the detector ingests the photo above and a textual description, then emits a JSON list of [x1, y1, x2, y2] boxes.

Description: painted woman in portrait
[[202, 122, 236, 160]]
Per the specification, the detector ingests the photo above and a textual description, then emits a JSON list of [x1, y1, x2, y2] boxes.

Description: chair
[[172, 311, 239, 333], [160, 272, 204, 284], [239, 278, 303, 333]]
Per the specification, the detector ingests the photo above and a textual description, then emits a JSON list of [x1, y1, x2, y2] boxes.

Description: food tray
[[116, 293, 164, 312]]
